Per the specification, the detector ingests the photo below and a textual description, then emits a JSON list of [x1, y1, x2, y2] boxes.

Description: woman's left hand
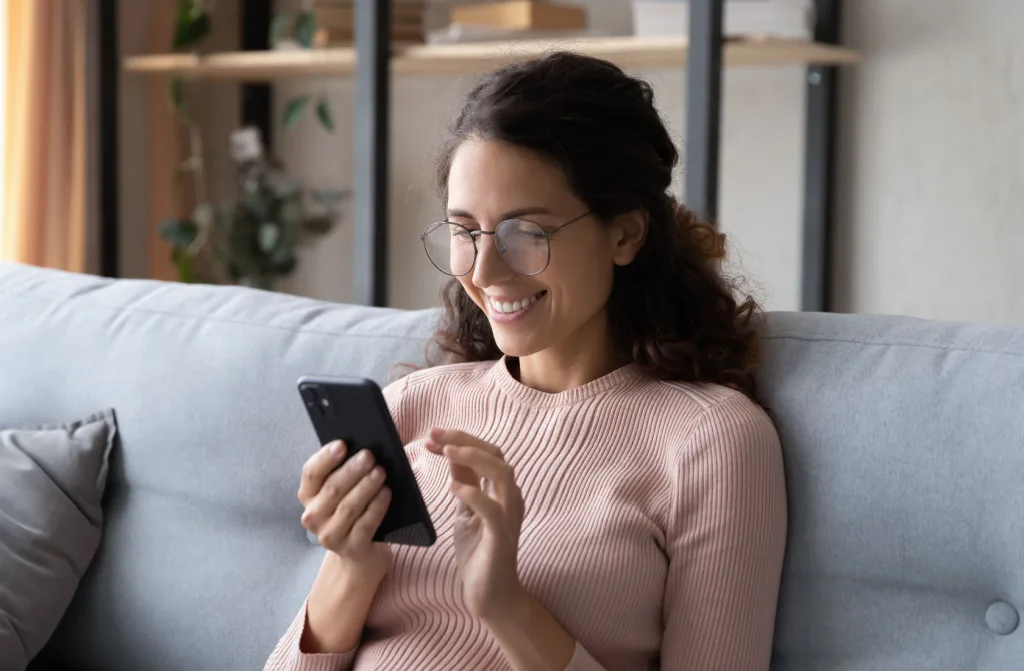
[[426, 427, 526, 622]]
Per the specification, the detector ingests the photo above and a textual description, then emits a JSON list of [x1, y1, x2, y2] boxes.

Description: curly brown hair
[[429, 52, 763, 399]]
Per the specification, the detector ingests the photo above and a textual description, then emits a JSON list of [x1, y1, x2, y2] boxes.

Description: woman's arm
[[662, 394, 788, 669], [482, 586, 607, 671], [263, 545, 389, 671], [303, 552, 387, 653]]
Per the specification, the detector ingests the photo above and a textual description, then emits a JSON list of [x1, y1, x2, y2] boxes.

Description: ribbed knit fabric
[[265, 358, 787, 671]]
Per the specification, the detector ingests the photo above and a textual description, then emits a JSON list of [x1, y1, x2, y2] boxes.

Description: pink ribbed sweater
[[265, 358, 787, 670]]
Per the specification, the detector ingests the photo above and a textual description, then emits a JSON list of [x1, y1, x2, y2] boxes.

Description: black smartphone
[[297, 375, 436, 547]]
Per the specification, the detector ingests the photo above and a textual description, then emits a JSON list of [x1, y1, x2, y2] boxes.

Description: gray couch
[[1, 262, 1021, 670]]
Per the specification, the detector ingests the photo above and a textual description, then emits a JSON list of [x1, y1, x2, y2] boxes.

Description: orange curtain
[[1, 0, 88, 270]]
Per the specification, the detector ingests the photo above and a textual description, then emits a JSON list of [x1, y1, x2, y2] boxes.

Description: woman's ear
[[609, 210, 649, 266]]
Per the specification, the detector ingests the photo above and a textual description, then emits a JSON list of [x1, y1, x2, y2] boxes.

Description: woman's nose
[[472, 233, 515, 288]]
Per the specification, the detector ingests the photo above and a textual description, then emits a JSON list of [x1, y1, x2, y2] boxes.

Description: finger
[[298, 440, 347, 503], [348, 486, 392, 546], [450, 481, 504, 528], [447, 457, 480, 488], [300, 450, 377, 530], [444, 445, 516, 504], [427, 428, 503, 458], [317, 467, 386, 548]]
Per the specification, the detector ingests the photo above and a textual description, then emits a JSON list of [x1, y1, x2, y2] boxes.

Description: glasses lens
[[495, 219, 550, 275], [423, 222, 476, 276]]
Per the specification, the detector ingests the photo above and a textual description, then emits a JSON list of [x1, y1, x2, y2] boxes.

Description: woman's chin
[[491, 332, 543, 360]]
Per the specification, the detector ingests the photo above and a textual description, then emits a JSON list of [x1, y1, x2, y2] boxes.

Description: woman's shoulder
[[384, 360, 498, 400], [630, 375, 775, 441]]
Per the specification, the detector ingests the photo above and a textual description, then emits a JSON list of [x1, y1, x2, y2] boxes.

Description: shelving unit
[[123, 35, 858, 80], [120, 0, 853, 311]]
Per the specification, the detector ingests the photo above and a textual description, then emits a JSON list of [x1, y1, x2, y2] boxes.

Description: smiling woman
[[266, 51, 786, 671]]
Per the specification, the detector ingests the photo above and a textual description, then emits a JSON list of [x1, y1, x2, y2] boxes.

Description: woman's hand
[[426, 428, 526, 622], [298, 440, 394, 580], [427, 428, 577, 671]]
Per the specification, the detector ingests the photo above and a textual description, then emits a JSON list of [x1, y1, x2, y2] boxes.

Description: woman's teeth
[[489, 293, 540, 314]]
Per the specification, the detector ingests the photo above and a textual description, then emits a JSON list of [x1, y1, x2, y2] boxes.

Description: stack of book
[[313, 1, 427, 46]]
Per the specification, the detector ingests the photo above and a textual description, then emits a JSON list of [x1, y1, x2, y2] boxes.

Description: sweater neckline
[[488, 355, 646, 407]]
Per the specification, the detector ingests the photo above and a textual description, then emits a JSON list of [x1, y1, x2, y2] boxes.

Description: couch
[[1, 262, 1021, 670]]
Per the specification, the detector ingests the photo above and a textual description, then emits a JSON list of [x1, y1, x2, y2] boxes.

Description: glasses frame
[[420, 211, 592, 277]]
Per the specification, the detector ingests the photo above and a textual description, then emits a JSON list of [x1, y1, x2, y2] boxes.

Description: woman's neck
[[514, 312, 621, 393]]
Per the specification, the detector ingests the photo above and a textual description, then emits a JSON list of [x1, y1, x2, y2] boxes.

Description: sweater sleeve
[[263, 599, 358, 671], [662, 394, 788, 670]]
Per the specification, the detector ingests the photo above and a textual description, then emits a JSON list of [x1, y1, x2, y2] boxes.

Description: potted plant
[[160, 127, 345, 290], [160, 0, 342, 290]]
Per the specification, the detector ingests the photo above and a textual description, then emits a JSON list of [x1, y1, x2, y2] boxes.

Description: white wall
[[276, 0, 1024, 324], [833, 0, 1024, 323]]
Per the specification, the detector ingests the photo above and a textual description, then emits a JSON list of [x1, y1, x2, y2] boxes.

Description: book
[[451, 1, 587, 31]]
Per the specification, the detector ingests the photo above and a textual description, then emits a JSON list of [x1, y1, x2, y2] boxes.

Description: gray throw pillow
[[0, 410, 117, 671]]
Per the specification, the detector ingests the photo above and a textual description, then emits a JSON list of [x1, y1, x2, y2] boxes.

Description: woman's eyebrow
[[445, 206, 553, 220]]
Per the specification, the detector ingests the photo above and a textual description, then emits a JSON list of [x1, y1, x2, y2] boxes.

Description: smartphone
[[297, 375, 437, 547]]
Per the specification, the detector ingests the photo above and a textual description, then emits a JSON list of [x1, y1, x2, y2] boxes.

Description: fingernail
[[371, 466, 384, 482], [357, 449, 373, 465], [329, 441, 345, 456]]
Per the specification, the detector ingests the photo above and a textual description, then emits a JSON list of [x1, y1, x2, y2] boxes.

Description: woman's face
[[445, 139, 643, 359]]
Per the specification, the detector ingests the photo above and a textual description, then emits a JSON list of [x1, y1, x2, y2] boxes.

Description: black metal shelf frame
[[99, 0, 840, 311], [348, 0, 841, 310]]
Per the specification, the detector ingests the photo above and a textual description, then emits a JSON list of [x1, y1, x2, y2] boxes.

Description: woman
[[266, 51, 787, 671]]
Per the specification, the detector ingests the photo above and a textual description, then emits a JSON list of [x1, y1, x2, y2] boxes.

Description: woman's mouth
[[487, 291, 547, 322]]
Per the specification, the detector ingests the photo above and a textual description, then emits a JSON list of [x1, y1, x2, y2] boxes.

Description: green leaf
[[267, 172, 300, 198], [278, 199, 304, 227], [159, 218, 199, 248], [302, 215, 334, 235], [282, 95, 311, 130], [258, 222, 281, 253], [315, 98, 335, 132], [295, 11, 318, 48], [171, 247, 198, 283], [270, 250, 298, 274], [168, 77, 187, 116], [310, 188, 346, 206], [172, 1, 211, 51], [269, 12, 294, 47]]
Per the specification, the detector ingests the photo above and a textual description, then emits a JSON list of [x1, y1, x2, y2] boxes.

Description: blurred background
[[1, 0, 1022, 323]]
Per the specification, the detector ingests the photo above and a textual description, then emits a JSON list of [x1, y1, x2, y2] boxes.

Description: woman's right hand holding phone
[[298, 440, 393, 653]]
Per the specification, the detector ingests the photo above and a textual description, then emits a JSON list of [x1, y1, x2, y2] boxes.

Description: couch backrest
[[760, 311, 1024, 669], [2, 263, 1022, 670]]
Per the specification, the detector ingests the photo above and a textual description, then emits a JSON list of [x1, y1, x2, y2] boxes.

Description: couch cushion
[[760, 312, 1024, 670], [0, 263, 437, 671], [0, 411, 116, 670]]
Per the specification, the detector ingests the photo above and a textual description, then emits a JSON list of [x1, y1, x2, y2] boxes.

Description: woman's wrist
[[302, 553, 388, 654]]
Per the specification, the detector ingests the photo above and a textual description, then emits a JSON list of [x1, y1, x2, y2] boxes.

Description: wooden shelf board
[[123, 36, 860, 81]]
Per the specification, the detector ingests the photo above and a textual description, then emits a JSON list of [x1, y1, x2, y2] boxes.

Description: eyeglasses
[[420, 211, 591, 277]]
